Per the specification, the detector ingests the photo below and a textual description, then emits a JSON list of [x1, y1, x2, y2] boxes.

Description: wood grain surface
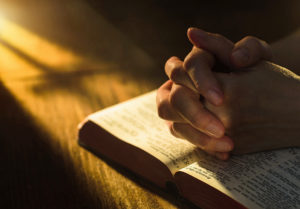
[[0, 0, 299, 208]]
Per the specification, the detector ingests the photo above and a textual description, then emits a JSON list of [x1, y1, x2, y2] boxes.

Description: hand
[[168, 28, 273, 98], [206, 61, 300, 154], [157, 28, 272, 159], [157, 80, 233, 160]]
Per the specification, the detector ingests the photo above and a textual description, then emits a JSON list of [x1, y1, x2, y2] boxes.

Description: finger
[[205, 151, 230, 160], [215, 152, 230, 160], [187, 27, 234, 67], [183, 47, 224, 106], [156, 80, 185, 122], [169, 83, 225, 138], [165, 120, 181, 138], [231, 36, 272, 68], [171, 122, 234, 152], [165, 56, 198, 92]]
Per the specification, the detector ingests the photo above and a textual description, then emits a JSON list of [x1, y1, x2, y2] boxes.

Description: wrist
[[257, 62, 300, 148]]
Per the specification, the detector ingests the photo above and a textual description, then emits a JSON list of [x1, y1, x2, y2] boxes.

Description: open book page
[[179, 148, 300, 209], [87, 90, 201, 174]]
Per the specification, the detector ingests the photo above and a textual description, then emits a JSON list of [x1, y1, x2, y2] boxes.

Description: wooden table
[[0, 0, 299, 208]]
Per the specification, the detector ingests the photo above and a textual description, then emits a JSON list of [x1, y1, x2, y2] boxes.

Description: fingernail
[[205, 122, 224, 138], [216, 141, 232, 152], [232, 48, 249, 66], [207, 89, 223, 105]]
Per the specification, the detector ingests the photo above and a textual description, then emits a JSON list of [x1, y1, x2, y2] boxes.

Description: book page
[[87, 91, 201, 174], [180, 148, 300, 209]]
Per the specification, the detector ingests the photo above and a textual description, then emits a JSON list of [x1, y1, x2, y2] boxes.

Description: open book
[[78, 91, 300, 209]]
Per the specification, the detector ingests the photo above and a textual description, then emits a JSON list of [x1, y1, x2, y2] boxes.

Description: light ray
[[0, 16, 81, 70]]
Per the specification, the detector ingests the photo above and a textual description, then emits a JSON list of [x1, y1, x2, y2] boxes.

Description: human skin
[[156, 28, 300, 159], [205, 61, 300, 154], [162, 29, 273, 140], [158, 59, 300, 157]]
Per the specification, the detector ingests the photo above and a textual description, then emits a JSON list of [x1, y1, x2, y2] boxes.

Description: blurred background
[[1, 0, 300, 78], [0, 0, 299, 208]]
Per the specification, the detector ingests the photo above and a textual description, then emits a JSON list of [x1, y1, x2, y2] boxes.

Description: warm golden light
[[0, 14, 5, 31], [0, 16, 81, 70], [0, 2, 159, 207]]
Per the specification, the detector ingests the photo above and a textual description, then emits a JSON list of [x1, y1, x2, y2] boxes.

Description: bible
[[78, 90, 300, 209]]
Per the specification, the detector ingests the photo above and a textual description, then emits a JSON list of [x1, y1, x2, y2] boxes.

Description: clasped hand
[[156, 28, 300, 160]]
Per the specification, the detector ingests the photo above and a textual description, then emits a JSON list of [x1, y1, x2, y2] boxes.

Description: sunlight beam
[[0, 16, 81, 70]]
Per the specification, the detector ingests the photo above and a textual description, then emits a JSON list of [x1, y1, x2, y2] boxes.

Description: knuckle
[[165, 57, 173, 69], [165, 56, 177, 70], [183, 50, 213, 73], [169, 86, 184, 108], [183, 53, 195, 71], [183, 51, 203, 71], [169, 63, 182, 81], [157, 101, 167, 119], [156, 84, 172, 120], [166, 56, 178, 64], [165, 57, 183, 80]]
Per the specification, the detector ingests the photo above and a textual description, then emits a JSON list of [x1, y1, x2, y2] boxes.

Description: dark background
[[88, 0, 300, 67]]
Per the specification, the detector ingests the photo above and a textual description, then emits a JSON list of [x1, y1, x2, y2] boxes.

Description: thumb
[[231, 36, 272, 68]]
